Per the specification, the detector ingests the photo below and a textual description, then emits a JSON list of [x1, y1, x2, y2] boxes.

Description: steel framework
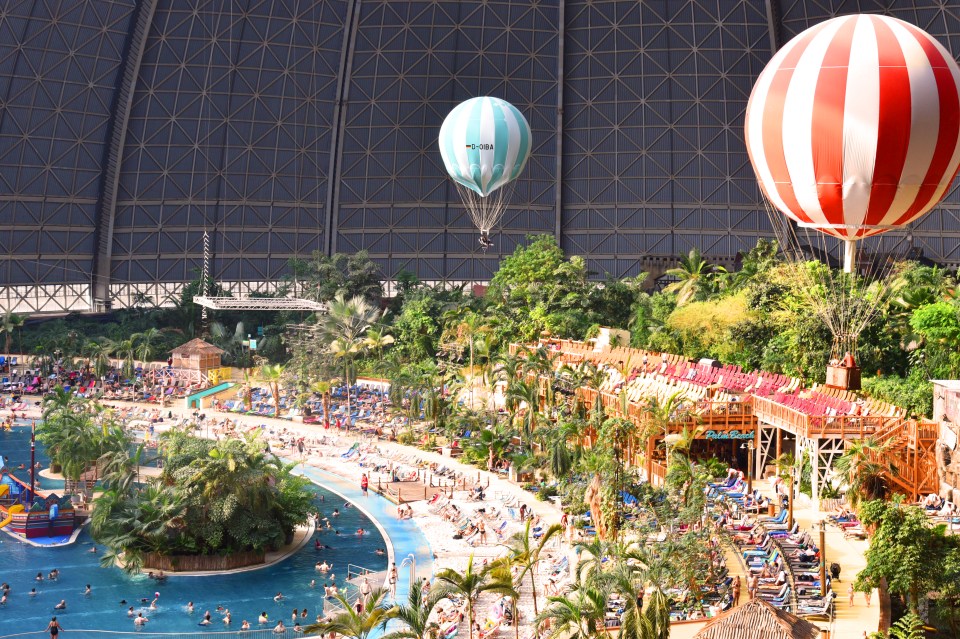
[[0, 1, 958, 313], [193, 296, 326, 312]]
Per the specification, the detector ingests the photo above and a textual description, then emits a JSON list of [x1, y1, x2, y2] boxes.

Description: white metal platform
[[193, 296, 327, 311]]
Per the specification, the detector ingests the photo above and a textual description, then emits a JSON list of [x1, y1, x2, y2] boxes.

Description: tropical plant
[[381, 578, 445, 639], [321, 293, 383, 416], [832, 437, 891, 508], [305, 588, 395, 639], [433, 555, 517, 639], [868, 612, 926, 639], [663, 248, 726, 306], [132, 327, 163, 363], [260, 363, 285, 411], [535, 581, 607, 639], [0, 310, 25, 354], [500, 520, 563, 617]]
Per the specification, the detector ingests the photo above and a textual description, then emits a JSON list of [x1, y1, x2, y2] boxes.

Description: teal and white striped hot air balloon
[[438, 97, 531, 249]]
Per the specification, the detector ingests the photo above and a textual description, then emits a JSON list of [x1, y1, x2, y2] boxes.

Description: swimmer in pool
[[135, 613, 148, 625], [375, 548, 385, 556], [187, 602, 194, 613], [273, 592, 284, 602], [241, 620, 250, 630], [332, 509, 339, 517], [259, 612, 269, 624], [356, 528, 366, 535], [84, 585, 91, 595]]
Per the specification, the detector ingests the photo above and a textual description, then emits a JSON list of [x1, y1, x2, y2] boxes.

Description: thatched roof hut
[[170, 338, 224, 372], [692, 599, 823, 639]]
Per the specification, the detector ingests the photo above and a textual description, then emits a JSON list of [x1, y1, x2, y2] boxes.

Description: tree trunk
[[323, 392, 330, 429], [530, 571, 539, 616], [585, 472, 609, 540]]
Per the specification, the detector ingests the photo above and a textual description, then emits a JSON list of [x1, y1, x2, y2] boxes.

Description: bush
[[863, 371, 933, 418]]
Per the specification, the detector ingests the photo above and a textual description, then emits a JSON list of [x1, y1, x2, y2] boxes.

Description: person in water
[[47, 616, 63, 639]]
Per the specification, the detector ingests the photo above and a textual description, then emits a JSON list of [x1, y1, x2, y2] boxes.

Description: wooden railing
[[515, 340, 940, 500], [649, 460, 668, 487]]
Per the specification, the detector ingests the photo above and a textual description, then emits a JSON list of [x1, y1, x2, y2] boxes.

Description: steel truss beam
[[193, 296, 326, 311]]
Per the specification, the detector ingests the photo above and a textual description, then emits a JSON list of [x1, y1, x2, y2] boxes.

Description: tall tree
[[501, 520, 563, 617], [663, 248, 725, 306], [381, 578, 444, 639], [434, 555, 517, 639], [0, 310, 25, 355], [832, 437, 890, 508], [306, 588, 395, 639], [535, 582, 607, 639], [321, 293, 382, 417]]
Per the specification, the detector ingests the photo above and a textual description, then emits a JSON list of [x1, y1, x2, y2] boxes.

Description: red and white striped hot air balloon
[[746, 14, 960, 270]]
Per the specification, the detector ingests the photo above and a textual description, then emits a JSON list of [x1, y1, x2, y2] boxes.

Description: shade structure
[[692, 599, 822, 639]]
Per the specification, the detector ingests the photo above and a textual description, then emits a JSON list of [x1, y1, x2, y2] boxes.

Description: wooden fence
[[143, 550, 265, 572]]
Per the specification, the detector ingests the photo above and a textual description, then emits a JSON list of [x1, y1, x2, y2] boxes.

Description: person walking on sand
[[360, 473, 369, 497], [848, 583, 855, 606]]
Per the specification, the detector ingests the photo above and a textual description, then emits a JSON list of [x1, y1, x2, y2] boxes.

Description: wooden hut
[[692, 599, 823, 639], [171, 338, 224, 373]]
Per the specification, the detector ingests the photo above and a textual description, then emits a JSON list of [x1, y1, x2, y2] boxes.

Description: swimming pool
[[0, 424, 432, 636]]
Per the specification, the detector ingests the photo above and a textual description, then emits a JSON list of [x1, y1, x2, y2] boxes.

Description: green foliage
[[863, 370, 933, 418], [486, 235, 593, 342], [856, 500, 953, 614], [286, 250, 383, 303], [666, 291, 754, 361], [37, 391, 129, 482], [92, 430, 314, 568]]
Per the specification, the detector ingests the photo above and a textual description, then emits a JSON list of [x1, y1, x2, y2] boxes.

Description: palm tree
[[454, 312, 491, 409], [434, 555, 517, 639], [83, 340, 112, 380], [381, 578, 444, 639], [535, 582, 607, 639], [501, 520, 563, 617], [505, 378, 541, 450], [664, 248, 725, 306], [833, 437, 891, 508], [305, 588, 395, 639], [260, 363, 285, 413], [365, 327, 396, 372], [0, 310, 25, 355], [640, 391, 689, 481], [311, 380, 332, 428], [132, 327, 163, 363], [330, 337, 366, 417], [321, 293, 383, 418]]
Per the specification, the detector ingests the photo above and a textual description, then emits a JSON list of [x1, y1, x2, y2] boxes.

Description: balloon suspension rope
[[763, 198, 909, 361]]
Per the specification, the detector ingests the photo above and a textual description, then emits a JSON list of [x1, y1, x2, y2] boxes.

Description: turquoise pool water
[[0, 425, 432, 636]]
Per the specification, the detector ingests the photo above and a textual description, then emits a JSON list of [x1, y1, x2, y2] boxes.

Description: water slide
[[186, 382, 235, 409], [0, 504, 24, 529]]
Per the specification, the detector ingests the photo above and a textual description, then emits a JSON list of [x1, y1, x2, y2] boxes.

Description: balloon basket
[[825, 364, 861, 391]]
